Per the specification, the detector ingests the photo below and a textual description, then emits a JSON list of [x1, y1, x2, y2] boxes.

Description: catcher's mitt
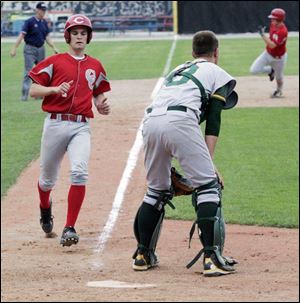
[[171, 167, 194, 196]]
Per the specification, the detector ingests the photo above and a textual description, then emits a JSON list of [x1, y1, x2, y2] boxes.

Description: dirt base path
[[1, 76, 299, 302]]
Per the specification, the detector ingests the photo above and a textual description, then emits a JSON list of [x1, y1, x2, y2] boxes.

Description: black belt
[[26, 43, 43, 48], [146, 105, 187, 114]]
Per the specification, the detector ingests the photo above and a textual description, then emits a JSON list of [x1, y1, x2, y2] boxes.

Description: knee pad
[[143, 187, 175, 211], [249, 62, 258, 74], [192, 178, 221, 210]]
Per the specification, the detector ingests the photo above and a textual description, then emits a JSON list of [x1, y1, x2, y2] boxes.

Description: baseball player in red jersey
[[250, 8, 288, 98], [28, 14, 111, 247]]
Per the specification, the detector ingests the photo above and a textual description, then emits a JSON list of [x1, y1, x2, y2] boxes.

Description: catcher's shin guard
[[132, 189, 174, 268], [187, 179, 237, 270]]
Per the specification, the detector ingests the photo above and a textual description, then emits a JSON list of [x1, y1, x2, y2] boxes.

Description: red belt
[[50, 113, 87, 122]]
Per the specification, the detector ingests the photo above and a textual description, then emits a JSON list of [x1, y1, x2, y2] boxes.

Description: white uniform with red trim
[[29, 52, 110, 190]]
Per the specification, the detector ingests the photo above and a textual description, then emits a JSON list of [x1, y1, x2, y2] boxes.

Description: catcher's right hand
[[171, 167, 194, 196], [258, 25, 266, 36]]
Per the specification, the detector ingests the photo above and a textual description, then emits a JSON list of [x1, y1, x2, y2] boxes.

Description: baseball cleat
[[40, 200, 54, 234], [60, 226, 79, 247], [203, 254, 235, 277], [222, 255, 238, 266], [268, 68, 275, 81], [271, 89, 283, 98], [132, 251, 159, 271]]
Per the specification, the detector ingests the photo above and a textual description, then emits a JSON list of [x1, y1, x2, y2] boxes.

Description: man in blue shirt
[[10, 2, 59, 101]]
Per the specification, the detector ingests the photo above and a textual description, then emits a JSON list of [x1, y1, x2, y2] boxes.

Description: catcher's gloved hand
[[258, 25, 266, 36], [171, 167, 194, 196]]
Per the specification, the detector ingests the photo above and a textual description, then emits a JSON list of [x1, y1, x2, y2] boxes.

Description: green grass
[[1, 40, 173, 81], [171, 37, 299, 76], [1, 37, 299, 228], [87, 40, 173, 79], [167, 107, 299, 228]]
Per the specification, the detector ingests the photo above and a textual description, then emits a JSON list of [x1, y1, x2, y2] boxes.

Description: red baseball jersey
[[266, 23, 288, 58], [29, 53, 111, 118]]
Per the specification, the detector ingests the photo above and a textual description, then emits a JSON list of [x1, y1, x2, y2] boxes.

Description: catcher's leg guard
[[132, 188, 174, 270], [187, 179, 237, 271]]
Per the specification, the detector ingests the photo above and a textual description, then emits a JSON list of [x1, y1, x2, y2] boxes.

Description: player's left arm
[[204, 85, 231, 187], [260, 28, 287, 49], [94, 93, 110, 115], [93, 64, 111, 115], [204, 85, 229, 148]]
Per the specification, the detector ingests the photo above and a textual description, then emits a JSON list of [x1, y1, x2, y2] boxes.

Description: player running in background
[[250, 8, 288, 98]]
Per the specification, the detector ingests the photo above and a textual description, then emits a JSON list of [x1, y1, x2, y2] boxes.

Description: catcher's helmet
[[64, 14, 93, 44], [268, 8, 286, 22]]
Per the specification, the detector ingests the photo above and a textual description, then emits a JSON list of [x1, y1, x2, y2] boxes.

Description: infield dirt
[[1, 76, 299, 302]]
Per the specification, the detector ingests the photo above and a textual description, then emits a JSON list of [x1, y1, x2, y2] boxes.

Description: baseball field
[[1, 35, 299, 301]]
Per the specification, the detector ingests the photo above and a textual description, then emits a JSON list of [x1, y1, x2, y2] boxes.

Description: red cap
[[64, 14, 93, 44], [268, 8, 286, 22]]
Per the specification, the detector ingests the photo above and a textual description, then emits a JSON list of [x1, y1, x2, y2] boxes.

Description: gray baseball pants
[[38, 115, 91, 192], [22, 44, 45, 100], [142, 108, 219, 206]]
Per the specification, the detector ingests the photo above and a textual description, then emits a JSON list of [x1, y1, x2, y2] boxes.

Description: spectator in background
[[10, 2, 59, 101]]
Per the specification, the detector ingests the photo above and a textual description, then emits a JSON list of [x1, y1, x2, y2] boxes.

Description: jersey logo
[[272, 33, 278, 42], [85, 69, 96, 90]]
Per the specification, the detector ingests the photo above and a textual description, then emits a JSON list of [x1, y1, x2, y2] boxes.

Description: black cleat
[[60, 226, 79, 247], [203, 253, 235, 277], [271, 89, 283, 98], [268, 68, 275, 81], [40, 200, 54, 234], [132, 249, 159, 271]]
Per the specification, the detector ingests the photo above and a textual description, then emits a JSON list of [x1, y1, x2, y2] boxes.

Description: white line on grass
[[91, 35, 177, 268], [93, 124, 143, 255], [151, 34, 178, 100]]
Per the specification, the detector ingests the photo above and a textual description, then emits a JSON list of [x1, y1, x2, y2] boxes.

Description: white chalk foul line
[[94, 123, 143, 254], [163, 34, 178, 77], [151, 34, 178, 100], [92, 35, 178, 264]]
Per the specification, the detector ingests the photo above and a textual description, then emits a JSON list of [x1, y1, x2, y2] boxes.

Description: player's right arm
[[204, 83, 234, 188], [10, 18, 30, 57], [30, 81, 73, 98], [261, 33, 276, 49], [10, 32, 25, 57]]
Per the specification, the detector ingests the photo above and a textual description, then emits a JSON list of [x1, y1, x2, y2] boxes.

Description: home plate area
[[87, 280, 156, 288]]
